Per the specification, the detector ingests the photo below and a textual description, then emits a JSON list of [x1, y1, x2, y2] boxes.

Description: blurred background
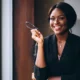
[[1, 0, 80, 80]]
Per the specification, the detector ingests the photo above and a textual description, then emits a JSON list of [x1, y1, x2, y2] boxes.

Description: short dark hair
[[48, 2, 77, 29]]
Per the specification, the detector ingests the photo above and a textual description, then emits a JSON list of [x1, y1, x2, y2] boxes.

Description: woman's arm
[[31, 29, 47, 80], [35, 42, 46, 68], [31, 29, 46, 67]]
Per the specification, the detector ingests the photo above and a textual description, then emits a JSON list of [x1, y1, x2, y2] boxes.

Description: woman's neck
[[56, 32, 69, 42]]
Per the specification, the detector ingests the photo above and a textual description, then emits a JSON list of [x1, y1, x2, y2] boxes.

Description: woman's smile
[[54, 25, 62, 30], [50, 8, 68, 35]]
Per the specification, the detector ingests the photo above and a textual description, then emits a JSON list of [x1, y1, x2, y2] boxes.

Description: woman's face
[[49, 8, 68, 35]]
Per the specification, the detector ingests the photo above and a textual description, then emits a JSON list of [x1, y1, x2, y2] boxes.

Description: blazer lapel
[[48, 35, 58, 61], [60, 33, 74, 61], [48, 33, 74, 62]]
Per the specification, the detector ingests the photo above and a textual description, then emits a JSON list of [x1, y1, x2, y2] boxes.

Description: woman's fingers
[[48, 77, 61, 80], [30, 29, 43, 43], [32, 72, 36, 80], [31, 29, 41, 37]]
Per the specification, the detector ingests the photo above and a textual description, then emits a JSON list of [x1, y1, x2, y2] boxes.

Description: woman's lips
[[54, 26, 61, 31]]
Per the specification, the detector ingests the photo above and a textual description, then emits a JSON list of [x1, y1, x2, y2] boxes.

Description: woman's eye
[[59, 16, 65, 20], [49, 16, 65, 21], [50, 18, 55, 21]]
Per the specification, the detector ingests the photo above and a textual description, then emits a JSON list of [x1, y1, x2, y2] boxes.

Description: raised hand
[[31, 29, 44, 45]]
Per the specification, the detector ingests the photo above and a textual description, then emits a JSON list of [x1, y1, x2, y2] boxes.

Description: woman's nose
[[54, 18, 59, 24]]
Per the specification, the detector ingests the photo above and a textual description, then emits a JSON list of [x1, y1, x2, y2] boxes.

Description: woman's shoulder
[[43, 34, 56, 46], [69, 33, 80, 46], [44, 34, 55, 40], [70, 33, 80, 40]]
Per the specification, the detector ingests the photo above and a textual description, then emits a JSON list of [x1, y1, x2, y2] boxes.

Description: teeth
[[55, 26, 61, 29], [55, 26, 60, 28]]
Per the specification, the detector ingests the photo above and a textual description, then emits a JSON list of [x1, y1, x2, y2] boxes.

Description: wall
[[64, 0, 80, 36], [2, 0, 13, 80], [13, 0, 34, 80], [0, 0, 1, 79]]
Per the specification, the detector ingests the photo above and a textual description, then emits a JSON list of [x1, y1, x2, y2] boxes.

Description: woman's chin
[[54, 31, 62, 35]]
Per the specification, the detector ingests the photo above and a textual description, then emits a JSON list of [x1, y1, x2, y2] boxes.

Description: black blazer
[[34, 33, 80, 80]]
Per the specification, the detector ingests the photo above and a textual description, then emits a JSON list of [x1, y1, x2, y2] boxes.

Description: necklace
[[59, 45, 62, 48], [58, 41, 63, 48], [58, 54, 61, 60]]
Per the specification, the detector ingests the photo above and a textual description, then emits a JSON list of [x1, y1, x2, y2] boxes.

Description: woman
[[31, 2, 80, 80]]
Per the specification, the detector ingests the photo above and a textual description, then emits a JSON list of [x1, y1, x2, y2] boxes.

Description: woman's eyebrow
[[50, 15, 65, 18]]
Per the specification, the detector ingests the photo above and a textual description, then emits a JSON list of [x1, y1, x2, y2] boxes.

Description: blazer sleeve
[[33, 43, 48, 80], [76, 49, 80, 80], [61, 49, 80, 80], [34, 65, 47, 80], [61, 73, 76, 80]]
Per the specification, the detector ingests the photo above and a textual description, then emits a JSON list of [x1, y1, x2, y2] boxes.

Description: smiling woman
[[31, 2, 80, 80], [49, 8, 67, 35]]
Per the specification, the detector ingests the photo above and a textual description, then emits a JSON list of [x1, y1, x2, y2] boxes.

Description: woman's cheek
[[50, 21, 53, 27]]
